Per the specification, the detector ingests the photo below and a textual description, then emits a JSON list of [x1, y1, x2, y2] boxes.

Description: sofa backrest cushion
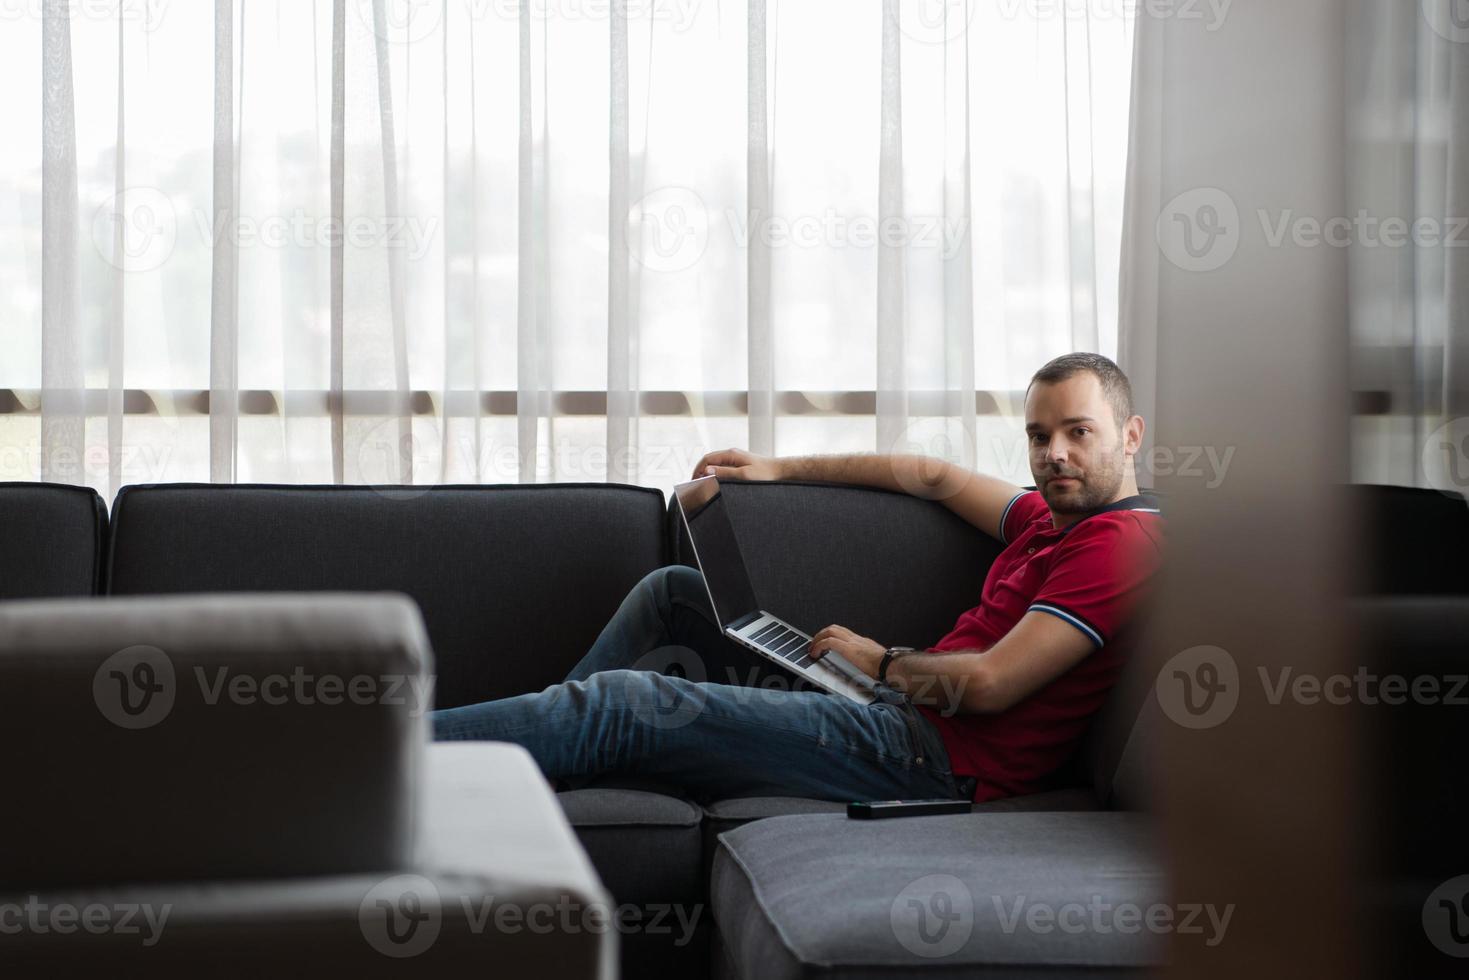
[[1074, 617, 1164, 810], [107, 483, 667, 708], [0, 482, 107, 599], [669, 480, 1004, 661], [1350, 483, 1469, 594]]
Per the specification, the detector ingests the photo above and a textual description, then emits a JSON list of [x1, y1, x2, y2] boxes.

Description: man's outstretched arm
[[691, 448, 1026, 542], [810, 612, 1095, 715]]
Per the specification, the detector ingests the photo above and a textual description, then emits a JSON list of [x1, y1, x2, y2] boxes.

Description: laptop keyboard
[[749, 621, 815, 668]]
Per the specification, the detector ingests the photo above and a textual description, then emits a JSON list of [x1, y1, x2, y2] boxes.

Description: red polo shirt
[[916, 490, 1165, 802]]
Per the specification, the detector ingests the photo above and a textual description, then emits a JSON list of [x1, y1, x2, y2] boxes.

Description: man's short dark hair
[[1028, 353, 1135, 428]]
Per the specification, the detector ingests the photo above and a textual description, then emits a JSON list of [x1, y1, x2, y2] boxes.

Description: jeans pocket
[[883, 695, 932, 768]]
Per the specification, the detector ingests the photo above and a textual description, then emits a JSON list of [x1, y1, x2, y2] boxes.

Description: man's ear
[[1123, 414, 1145, 458]]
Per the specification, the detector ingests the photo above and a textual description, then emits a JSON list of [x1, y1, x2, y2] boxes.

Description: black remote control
[[847, 799, 973, 819]]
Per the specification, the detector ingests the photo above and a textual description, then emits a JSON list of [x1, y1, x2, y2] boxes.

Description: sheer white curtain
[[1346, 0, 1469, 490], [0, 0, 1136, 501]]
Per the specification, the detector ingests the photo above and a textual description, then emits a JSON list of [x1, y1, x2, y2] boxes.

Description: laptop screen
[[673, 477, 761, 629]]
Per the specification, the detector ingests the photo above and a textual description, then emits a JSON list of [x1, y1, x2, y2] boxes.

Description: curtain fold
[[209, 0, 237, 483], [607, 0, 634, 484], [40, 0, 81, 485], [1117, 4, 1164, 465], [745, 0, 774, 458], [8, 0, 1137, 501], [875, 0, 907, 455]]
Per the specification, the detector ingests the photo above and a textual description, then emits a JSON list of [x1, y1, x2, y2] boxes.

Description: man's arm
[[692, 448, 1026, 542], [809, 612, 1095, 715]]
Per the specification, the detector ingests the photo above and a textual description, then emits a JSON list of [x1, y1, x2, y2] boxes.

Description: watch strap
[[878, 647, 916, 684]]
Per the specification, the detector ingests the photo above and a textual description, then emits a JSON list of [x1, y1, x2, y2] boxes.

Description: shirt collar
[[1056, 493, 1162, 534]]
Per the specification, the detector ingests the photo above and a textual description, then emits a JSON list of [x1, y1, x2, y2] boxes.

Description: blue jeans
[[432, 565, 970, 803]]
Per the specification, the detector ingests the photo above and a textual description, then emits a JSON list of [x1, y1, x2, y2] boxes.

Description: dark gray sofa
[[2, 479, 1461, 977]]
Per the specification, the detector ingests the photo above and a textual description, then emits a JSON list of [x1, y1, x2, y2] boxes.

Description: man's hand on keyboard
[[809, 625, 884, 680]]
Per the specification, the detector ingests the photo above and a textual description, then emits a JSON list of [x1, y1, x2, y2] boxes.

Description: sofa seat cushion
[[701, 788, 1100, 884], [712, 811, 1167, 979], [558, 787, 710, 979], [557, 788, 704, 908]]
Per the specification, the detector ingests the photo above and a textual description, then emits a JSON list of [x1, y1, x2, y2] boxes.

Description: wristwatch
[[878, 646, 916, 684]]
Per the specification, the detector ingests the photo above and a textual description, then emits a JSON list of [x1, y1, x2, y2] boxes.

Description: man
[[434, 353, 1164, 804]]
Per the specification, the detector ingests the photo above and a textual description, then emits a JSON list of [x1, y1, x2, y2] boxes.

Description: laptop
[[673, 476, 877, 704]]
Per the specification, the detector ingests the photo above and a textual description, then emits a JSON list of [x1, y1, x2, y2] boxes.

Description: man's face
[[1024, 373, 1133, 514]]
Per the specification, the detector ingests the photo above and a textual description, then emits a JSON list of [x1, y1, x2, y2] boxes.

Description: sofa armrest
[[0, 744, 613, 978], [0, 592, 431, 889]]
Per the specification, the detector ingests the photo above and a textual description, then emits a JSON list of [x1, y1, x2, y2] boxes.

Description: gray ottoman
[[711, 811, 1171, 979]]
